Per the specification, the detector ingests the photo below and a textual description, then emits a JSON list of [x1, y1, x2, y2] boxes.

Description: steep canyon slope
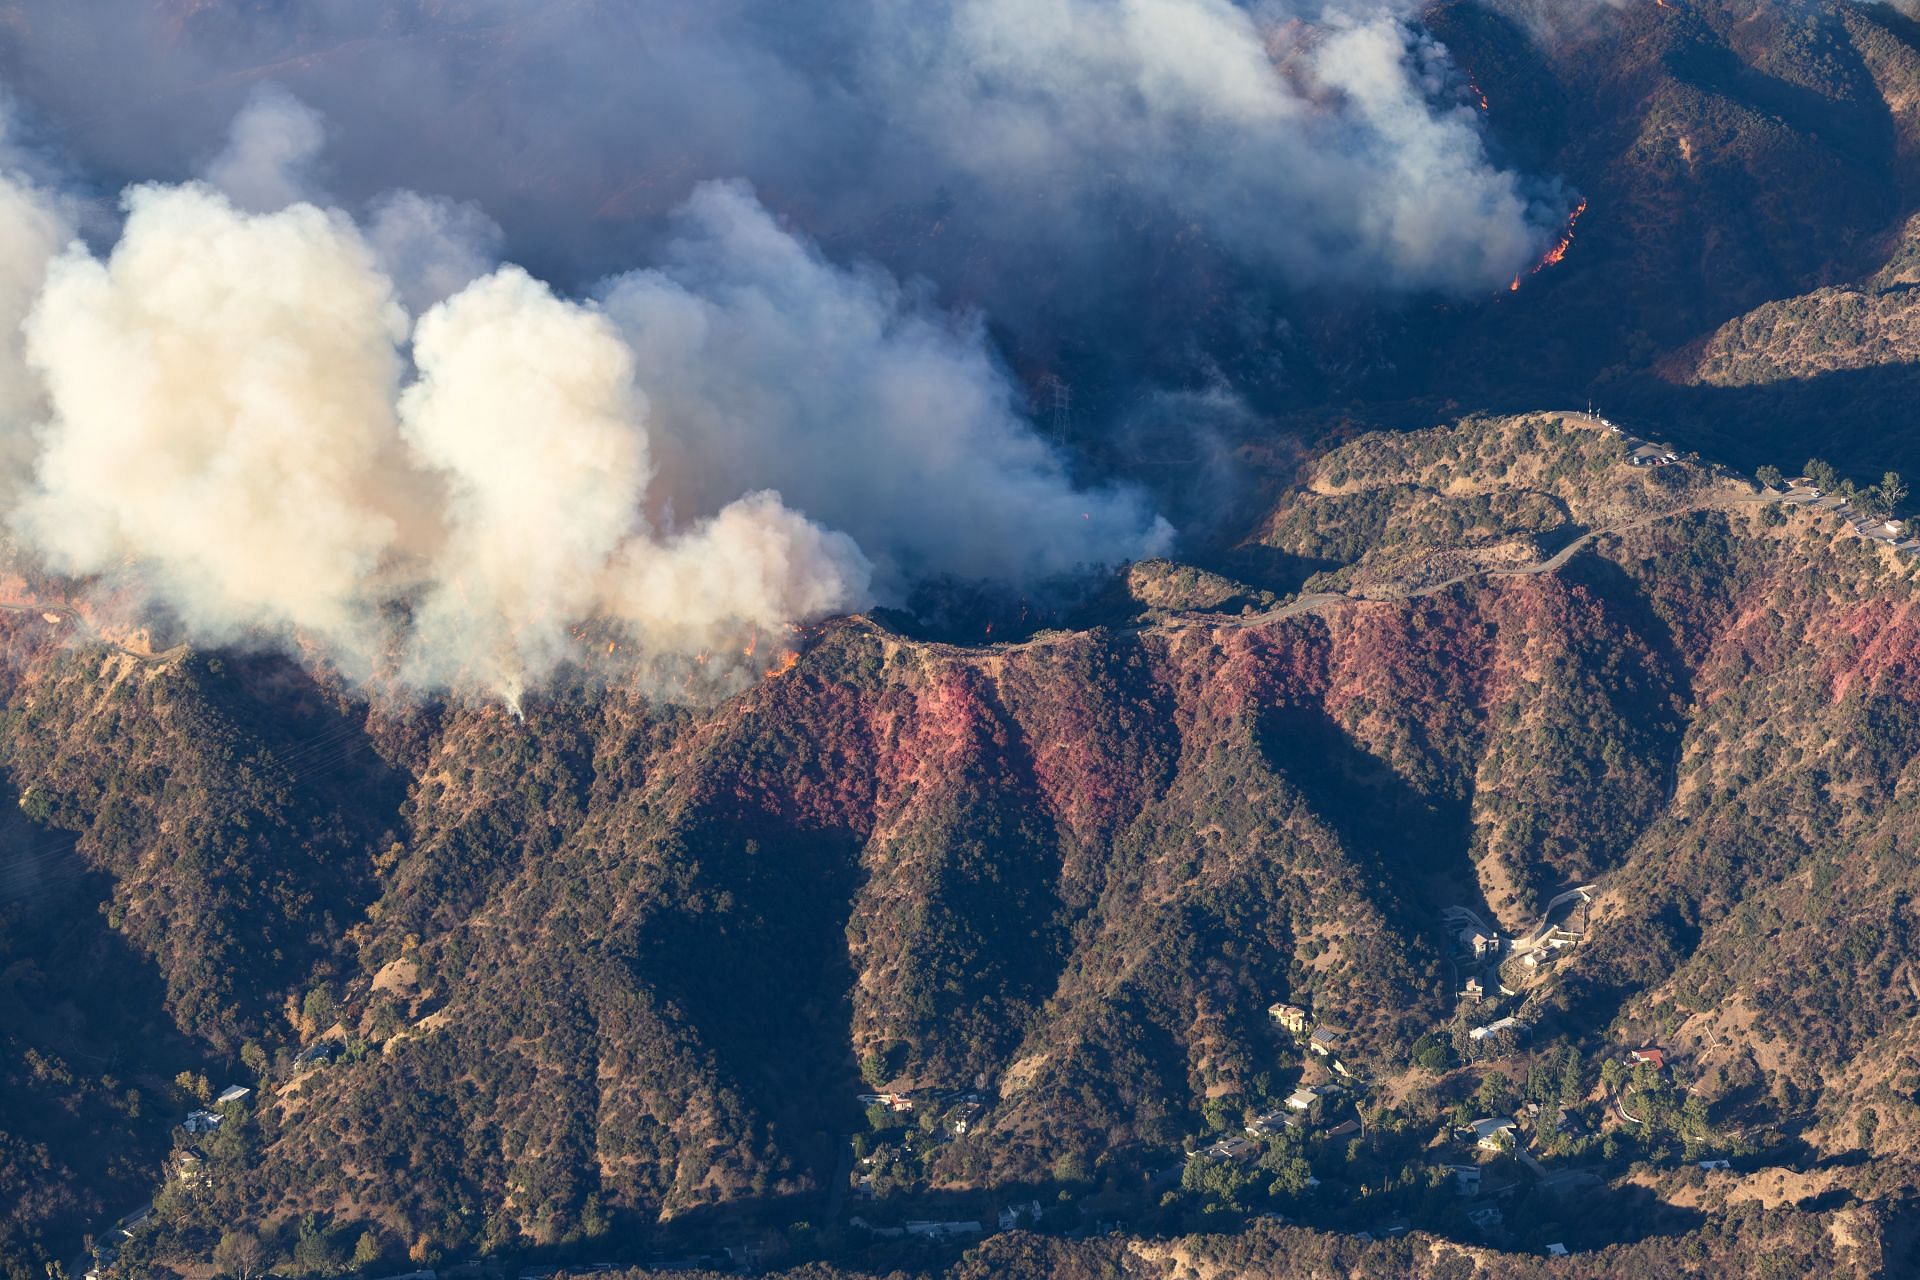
[[6, 414, 1920, 1275]]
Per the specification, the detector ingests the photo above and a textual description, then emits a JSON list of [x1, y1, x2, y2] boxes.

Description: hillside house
[[1247, 1109, 1297, 1137], [181, 1109, 222, 1135], [168, 1147, 209, 1188], [948, 1102, 985, 1135], [1461, 929, 1501, 957], [1268, 1002, 1310, 1034], [1546, 1243, 1569, 1258], [1192, 1135, 1259, 1164], [856, 1091, 915, 1113], [215, 1084, 251, 1106], [1308, 1027, 1342, 1057], [1469, 1016, 1520, 1042], [1466, 1116, 1517, 1150], [1462, 977, 1484, 1002], [113, 1204, 152, 1241], [1441, 1163, 1481, 1196], [1284, 1087, 1320, 1112], [294, 1040, 340, 1067], [1627, 1047, 1666, 1070], [1324, 1118, 1361, 1140]]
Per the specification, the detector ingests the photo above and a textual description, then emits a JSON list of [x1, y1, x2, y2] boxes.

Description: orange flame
[[765, 650, 800, 679], [1536, 198, 1587, 270], [1506, 198, 1587, 294], [743, 631, 758, 659]]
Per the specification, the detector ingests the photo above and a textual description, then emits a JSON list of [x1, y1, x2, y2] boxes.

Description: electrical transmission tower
[[1049, 377, 1072, 440]]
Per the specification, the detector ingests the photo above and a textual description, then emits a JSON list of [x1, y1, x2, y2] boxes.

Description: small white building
[[215, 1084, 251, 1106], [181, 1109, 223, 1135], [1467, 1116, 1517, 1150], [1461, 929, 1501, 957]]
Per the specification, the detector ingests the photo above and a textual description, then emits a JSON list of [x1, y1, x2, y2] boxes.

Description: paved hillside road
[[1148, 484, 1783, 635], [887, 479, 1786, 661]]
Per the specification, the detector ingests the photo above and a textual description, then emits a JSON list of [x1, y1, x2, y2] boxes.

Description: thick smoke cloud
[[0, 1, 1567, 306], [0, 95, 1164, 703], [0, 0, 1578, 701], [600, 182, 1172, 591], [855, 0, 1550, 293], [0, 99, 74, 494], [392, 264, 873, 700], [15, 184, 413, 662]]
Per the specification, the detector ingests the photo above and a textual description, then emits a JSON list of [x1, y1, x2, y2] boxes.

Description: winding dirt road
[[0, 599, 189, 665]]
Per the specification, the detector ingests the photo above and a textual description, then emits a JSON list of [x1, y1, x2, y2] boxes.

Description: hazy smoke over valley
[[0, 0, 1573, 701]]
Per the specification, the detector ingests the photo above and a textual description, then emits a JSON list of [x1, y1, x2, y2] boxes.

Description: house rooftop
[[1247, 1108, 1297, 1136], [1466, 1116, 1517, 1147]]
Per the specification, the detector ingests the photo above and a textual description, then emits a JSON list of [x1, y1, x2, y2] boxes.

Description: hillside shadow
[[0, 779, 214, 1258], [1254, 704, 1485, 952], [644, 815, 866, 1200], [1604, 362, 1920, 484]]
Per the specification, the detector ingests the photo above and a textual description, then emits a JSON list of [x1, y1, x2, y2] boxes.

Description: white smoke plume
[[0, 1, 1568, 305], [600, 181, 1173, 592], [393, 265, 872, 700], [203, 85, 327, 214], [0, 99, 77, 495], [0, 97, 1166, 703], [14, 183, 416, 664], [857, 0, 1553, 294]]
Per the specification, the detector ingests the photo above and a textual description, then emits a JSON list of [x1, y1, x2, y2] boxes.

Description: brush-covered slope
[[603, 1208, 1888, 1280], [14, 413, 1920, 1274], [1414, 0, 1920, 394]]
